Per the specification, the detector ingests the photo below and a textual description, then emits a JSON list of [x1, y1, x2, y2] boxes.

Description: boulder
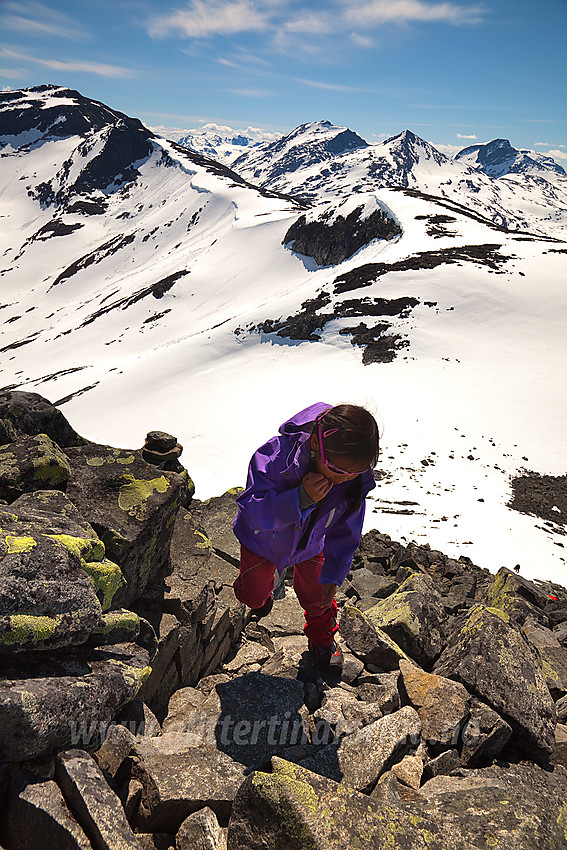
[[7, 771, 91, 850], [177, 806, 227, 850], [0, 643, 150, 761], [0, 434, 71, 502], [338, 605, 409, 670], [0, 492, 119, 654], [162, 508, 216, 623], [399, 659, 471, 752], [484, 567, 550, 626], [189, 490, 241, 566], [434, 604, 556, 759], [356, 671, 401, 711], [300, 705, 421, 792], [65, 444, 187, 605], [522, 617, 567, 697], [131, 732, 247, 833], [421, 749, 461, 783], [460, 698, 512, 766], [0, 390, 83, 448], [349, 568, 397, 600], [227, 756, 443, 850], [55, 749, 140, 849], [361, 574, 446, 666], [420, 761, 567, 849]]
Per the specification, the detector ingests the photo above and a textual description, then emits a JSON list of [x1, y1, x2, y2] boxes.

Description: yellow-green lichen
[[485, 833, 499, 846], [194, 529, 212, 551], [93, 609, 139, 634], [5, 534, 36, 554], [47, 533, 105, 563], [118, 474, 169, 520], [86, 457, 107, 467], [82, 558, 125, 611], [107, 660, 152, 694], [557, 802, 567, 841], [1, 612, 61, 646]]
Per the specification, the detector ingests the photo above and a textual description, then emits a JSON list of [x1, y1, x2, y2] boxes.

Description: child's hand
[[318, 582, 338, 609], [302, 472, 333, 502]]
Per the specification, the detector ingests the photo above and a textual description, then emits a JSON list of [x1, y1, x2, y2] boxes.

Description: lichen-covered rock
[[420, 761, 567, 849], [0, 492, 116, 654], [227, 756, 447, 850], [55, 749, 141, 850], [484, 567, 550, 626], [0, 643, 151, 761], [399, 659, 471, 752], [0, 433, 71, 502], [362, 573, 446, 666], [65, 444, 186, 605], [460, 697, 512, 766], [434, 604, 556, 759], [85, 609, 140, 646], [522, 617, 567, 698], [0, 390, 83, 448], [189, 490, 241, 566], [338, 604, 409, 670]]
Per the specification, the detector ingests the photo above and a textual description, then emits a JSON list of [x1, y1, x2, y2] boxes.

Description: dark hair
[[314, 404, 380, 468]]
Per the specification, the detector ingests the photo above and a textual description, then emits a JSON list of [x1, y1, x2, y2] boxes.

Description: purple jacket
[[233, 402, 376, 586]]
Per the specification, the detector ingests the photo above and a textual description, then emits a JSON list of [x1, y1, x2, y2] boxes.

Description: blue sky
[[1, 0, 565, 161]]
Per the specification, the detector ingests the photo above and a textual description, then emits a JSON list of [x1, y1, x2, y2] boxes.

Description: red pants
[[234, 544, 338, 646]]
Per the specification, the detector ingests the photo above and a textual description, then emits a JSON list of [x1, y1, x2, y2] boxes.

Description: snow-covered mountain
[[455, 138, 566, 180], [1, 85, 566, 585], [172, 124, 281, 165], [231, 123, 567, 237]]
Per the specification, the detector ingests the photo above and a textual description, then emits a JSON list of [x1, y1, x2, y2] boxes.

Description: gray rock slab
[[434, 604, 556, 759], [56, 749, 140, 850], [8, 771, 91, 850], [131, 732, 247, 833], [0, 496, 109, 654], [65, 444, 186, 606], [0, 390, 82, 448], [0, 642, 150, 762], [460, 698, 512, 766], [188, 490, 241, 565], [0, 433, 71, 502], [399, 659, 470, 752], [339, 605, 408, 670], [362, 573, 446, 666], [177, 806, 227, 850]]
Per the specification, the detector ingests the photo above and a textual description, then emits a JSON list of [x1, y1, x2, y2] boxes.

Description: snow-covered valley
[[1, 85, 566, 584]]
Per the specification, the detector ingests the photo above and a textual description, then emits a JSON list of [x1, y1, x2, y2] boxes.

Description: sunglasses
[[317, 419, 367, 478]]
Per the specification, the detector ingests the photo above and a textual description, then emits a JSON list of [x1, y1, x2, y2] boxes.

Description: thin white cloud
[[457, 133, 477, 139], [147, 0, 486, 43], [351, 32, 375, 47], [546, 149, 567, 161], [148, 0, 270, 39], [0, 1, 87, 41], [284, 12, 335, 34], [295, 77, 367, 93], [0, 47, 138, 79], [341, 0, 486, 26], [229, 87, 271, 96]]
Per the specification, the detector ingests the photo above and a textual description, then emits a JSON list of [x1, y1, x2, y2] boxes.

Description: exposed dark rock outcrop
[[284, 202, 401, 265]]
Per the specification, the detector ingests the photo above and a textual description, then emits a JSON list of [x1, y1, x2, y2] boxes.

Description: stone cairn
[[1, 390, 567, 849]]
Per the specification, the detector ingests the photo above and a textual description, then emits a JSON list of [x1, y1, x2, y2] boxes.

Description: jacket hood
[[279, 402, 332, 439]]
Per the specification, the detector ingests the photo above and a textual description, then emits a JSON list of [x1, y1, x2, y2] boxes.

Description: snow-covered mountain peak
[[455, 138, 567, 180]]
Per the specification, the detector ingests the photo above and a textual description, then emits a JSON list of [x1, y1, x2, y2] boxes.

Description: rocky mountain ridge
[[2, 392, 567, 848], [228, 120, 567, 236]]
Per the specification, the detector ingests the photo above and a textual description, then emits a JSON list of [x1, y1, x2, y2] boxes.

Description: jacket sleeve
[[319, 499, 366, 587], [236, 437, 315, 532]]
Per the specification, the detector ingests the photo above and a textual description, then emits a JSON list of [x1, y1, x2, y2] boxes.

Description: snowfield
[[1, 87, 566, 585]]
